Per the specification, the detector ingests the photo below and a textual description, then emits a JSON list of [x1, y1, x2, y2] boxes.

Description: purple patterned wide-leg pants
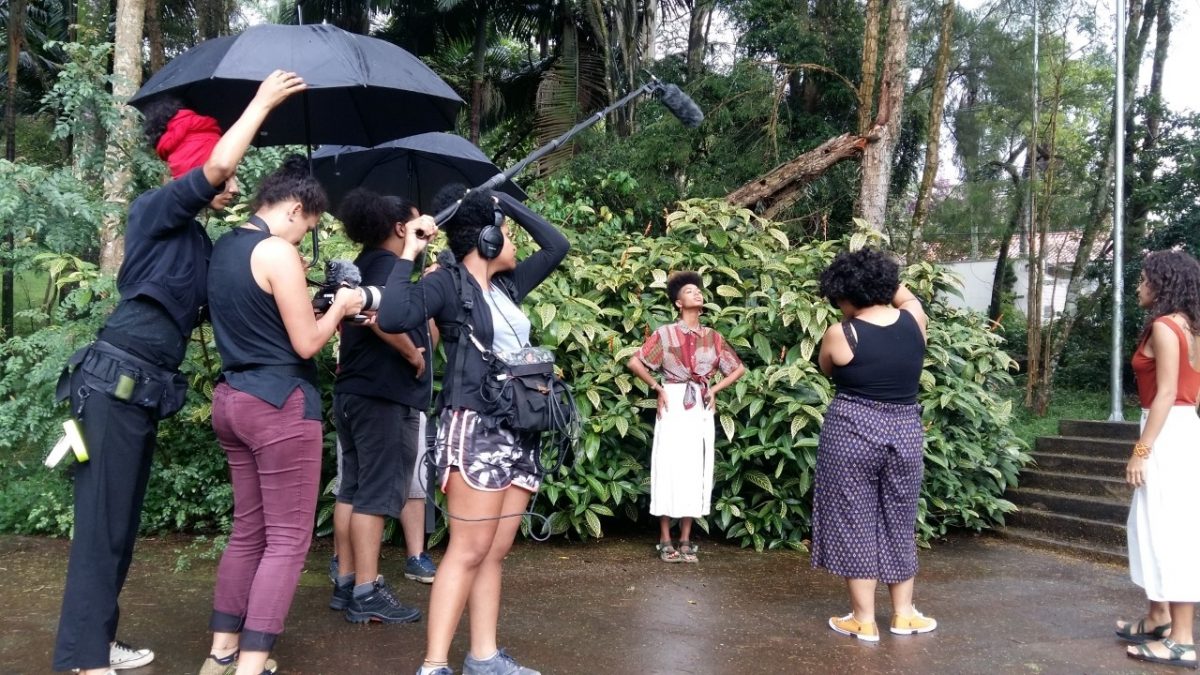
[[810, 394, 924, 583]]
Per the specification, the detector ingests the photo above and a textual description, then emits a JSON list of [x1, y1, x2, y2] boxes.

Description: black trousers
[[52, 370, 157, 671]]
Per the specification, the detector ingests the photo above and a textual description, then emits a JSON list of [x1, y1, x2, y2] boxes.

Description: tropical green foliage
[[517, 182, 1027, 549]]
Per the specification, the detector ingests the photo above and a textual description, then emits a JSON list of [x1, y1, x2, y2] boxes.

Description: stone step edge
[[993, 527, 1126, 566], [1007, 486, 1130, 508]]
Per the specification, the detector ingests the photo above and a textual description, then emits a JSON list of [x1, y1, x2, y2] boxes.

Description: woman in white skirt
[[1118, 249, 1200, 669], [627, 271, 745, 562]]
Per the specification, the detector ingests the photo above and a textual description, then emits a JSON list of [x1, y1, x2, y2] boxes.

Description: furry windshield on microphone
[[326, 259, 362, 287], [655, 84, 705, 129]]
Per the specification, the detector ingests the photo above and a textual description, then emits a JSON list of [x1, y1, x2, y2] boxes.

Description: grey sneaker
[[405, 552, 437, 583], [345, 576, 422, 624], [328, 554, 339, 583], [109, 640, 154, 670], [330, 576, 353, 611], [463, 648, 540, 675], [416, 668, 454, 675]]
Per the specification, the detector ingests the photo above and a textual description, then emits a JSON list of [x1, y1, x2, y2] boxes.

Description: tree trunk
[[4, 0, 27, 337], [857, 0, 882, 136], [987, 147, 1029, 322], [857, 0, 909, 228], [469, 10, 488, 144], [98, 0, 147, 274], [726, 133, 869, 217], [1127, 0, 1170, 243], [146, 0, 164, 74], [908, 0, 955, 237], [686, 0, 714, 81], [72, 0, 109, 184]]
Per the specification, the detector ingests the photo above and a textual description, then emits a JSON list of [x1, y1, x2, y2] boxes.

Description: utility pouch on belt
[[56, 341, 188, 421]]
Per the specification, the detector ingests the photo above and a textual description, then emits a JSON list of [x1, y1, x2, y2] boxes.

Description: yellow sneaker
[[891, 609, 938, 635], [829, 613, 880, 642]]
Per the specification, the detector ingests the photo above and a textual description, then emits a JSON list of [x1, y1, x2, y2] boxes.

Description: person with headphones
[[376, 185, 569, 675]]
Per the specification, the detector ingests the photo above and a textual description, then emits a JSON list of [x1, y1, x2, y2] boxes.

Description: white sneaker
[[109, 640, 154, 670]]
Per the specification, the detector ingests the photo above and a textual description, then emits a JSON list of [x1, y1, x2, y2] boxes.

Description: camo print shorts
[[435, 408, 542, 493]]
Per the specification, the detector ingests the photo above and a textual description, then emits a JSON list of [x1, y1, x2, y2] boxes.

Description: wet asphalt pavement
[[0, 532, 1189, 674]]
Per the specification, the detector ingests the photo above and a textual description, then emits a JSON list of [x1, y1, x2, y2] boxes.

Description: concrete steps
[[999, 418, 1138, 563]]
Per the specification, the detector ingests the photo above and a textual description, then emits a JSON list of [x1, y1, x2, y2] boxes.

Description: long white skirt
[[649, 383, 715, 518], [1128, 405, 1200, 601]]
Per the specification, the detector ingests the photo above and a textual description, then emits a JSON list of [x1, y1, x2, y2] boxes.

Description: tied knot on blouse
[[636, 321, 743, 410]]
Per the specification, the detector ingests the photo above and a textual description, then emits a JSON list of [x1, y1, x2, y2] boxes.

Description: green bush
[[520, 193, 1028, 549]]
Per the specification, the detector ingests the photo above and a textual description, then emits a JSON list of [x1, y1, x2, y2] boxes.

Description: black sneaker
[[330, 577, 353, 611], [345, 576, 422, 624]]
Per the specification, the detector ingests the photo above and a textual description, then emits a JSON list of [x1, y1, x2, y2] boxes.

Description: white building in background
[[935, 231, 1092, 320]]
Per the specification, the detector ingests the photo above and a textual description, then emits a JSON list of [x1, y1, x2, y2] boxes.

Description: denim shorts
[[435, 408, 541, 493]]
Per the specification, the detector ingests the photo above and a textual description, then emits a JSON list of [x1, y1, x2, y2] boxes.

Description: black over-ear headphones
[[477, 206, 506, 260]]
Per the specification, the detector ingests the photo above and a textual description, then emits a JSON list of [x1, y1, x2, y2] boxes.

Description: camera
[[312, 259, 383, 318]]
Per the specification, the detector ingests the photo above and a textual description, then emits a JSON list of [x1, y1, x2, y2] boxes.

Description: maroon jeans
[[209, 383, 321, 652]]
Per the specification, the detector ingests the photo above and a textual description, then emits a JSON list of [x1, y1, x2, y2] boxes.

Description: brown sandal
[[678, 541, 699, 563], [656, 541, 682, 562]]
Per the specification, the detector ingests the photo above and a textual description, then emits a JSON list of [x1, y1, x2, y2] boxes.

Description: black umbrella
[[312, 133, 527, 213], [128, 23, 463, 147]]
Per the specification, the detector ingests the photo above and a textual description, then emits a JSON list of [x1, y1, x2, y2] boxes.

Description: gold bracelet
[[1133, 442, 1152, 458]]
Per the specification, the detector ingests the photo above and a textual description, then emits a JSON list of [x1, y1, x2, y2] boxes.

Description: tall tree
[[857, 0, 910, 228], [98, 0, 146, 273], [4, 0, 28, 337], [908, 0, 955, 239]]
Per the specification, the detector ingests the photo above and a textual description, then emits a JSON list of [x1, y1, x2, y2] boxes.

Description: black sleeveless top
[[207, 226, 321, 420], [831, 310, 925, 404]]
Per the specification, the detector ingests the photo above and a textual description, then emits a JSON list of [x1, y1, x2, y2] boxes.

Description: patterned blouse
[[636, 321, 743, 408]]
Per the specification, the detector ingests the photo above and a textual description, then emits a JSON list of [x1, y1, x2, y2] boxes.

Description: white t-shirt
[[485, 285, 531, 355]]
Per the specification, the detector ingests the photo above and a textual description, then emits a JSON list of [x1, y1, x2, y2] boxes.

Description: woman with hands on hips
[[626, 271, 745, 564]]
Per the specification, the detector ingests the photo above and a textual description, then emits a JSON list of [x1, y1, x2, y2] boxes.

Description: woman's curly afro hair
[[430, 183, 498, 262], [337, 188, 418, 248], [1140, 249, 1200, 338], [667, 271, 703, 307], [819, 247, 900, 309]]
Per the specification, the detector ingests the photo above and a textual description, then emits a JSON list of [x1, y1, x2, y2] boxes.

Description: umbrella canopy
[[129, 24, 463, 147], [312, 133, 527, 213]]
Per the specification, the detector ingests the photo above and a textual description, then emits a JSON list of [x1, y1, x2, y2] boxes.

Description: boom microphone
[[435, 76, 705, 226], [655, 83, 704, 129]]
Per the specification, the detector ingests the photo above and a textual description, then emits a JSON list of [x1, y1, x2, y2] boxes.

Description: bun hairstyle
[[667, 271, 703, 306], [339, 188, 418, 247], [431, 183, 498, 262], [251, 154, 329, 216]]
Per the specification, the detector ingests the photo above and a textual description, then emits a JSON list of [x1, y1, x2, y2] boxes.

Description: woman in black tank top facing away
[[200, 156, 363, 675], [811, 247, 937, 643]]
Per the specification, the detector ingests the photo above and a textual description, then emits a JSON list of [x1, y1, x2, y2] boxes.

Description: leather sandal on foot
[[1128, 639, 1198, 669], [656, 541, 682, 562], [677, 541, 699, 563], [1116, 617, 1172, 644]]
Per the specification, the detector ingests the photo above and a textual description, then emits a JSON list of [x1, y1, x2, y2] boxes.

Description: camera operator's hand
[[401, 215, 438, 260], [333, 286, 365, 318]]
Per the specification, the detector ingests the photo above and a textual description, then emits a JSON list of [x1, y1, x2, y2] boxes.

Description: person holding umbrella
[[51, 71, 305, 675], [201, 155, 362, 675], [377, 185, 569, 675], [328, 187, 434, 623]]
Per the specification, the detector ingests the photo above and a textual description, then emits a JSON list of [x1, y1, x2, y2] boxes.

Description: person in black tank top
[[811, 247, 938, 643], [52, 73, 306, 675], [202, 156, 363, 675]]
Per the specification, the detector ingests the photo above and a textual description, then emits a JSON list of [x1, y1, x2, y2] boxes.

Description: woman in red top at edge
[[1117, 249, 1200, 669]]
